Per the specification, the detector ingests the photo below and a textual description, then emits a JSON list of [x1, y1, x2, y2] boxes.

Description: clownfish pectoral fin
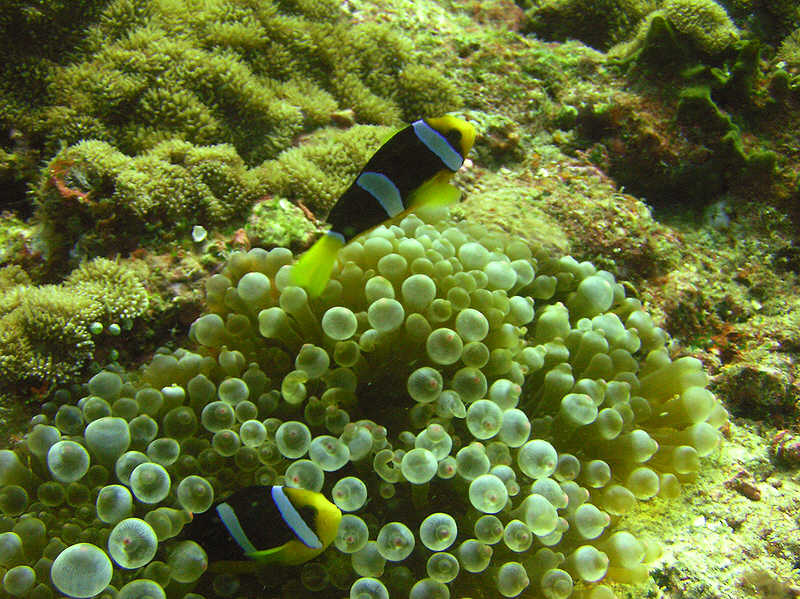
[[290, 231, 345, 297], [407, 174, 462, 210]]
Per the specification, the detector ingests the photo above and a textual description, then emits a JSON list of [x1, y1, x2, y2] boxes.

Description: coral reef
[[34, 124, 409, 265], [36, 139, 268, 265], [0, 259, 149, 395], [0, 0, 108, 115], [519, 0, 655, 51], [661, 0, 740, 55], [6, 0, 462, 266], [0, 210, 726, 598], [577, 4, 780, 208], [38, 0, 460, 163], [605, 0, 740, 63]]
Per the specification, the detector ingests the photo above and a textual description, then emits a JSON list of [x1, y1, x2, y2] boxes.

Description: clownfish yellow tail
[[290, 232, 345, 297]]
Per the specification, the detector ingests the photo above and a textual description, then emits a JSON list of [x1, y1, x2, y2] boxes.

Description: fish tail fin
[[290, 232, 345, 297], [408, 171, 461, 209]]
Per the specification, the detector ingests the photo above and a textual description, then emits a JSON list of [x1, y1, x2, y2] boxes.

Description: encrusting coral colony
[[0, 207, 726, 599]]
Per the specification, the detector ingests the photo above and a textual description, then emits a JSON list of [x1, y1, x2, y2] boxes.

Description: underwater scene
[[1, 0, 799, 598]]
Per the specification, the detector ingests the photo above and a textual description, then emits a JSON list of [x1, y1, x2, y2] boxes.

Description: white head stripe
[[412, 119, 463, 172], [217, 501, 257, 555], [356, 172, 404, 217], [271, 486, 322, 549]]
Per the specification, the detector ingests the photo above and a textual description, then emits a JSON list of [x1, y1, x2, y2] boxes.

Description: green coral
[[0, 265, 30, 292], [777, 27, 800, 70], [0, 0, 108, 107], [254, 125, 394, 214], [611, 0, 739, 65], [393, 64, 464, 119], [244, 198, 319, 250], [520, 0, 655, 51], [662, 0, 740, 55], [0, 285, 101, 390], [22, 0, 463, 265], [0, 1, 110, 200], [0, 210, 726, 599], [36, 139, 267, 263], [0, 258, 148, 393], [606, 4, 775, 205], [64, 258, 150, 324], [39, 0, 460, 163]]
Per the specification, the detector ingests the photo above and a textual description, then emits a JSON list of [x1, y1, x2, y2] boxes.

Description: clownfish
[[183, 485, 342, 572], [291, 115, 476, 296]]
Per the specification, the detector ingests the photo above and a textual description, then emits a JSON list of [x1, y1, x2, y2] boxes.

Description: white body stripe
[[412, 119, 463, 171], [217, 501, 258, 554], [356, 171, 404, 217], [271, 486, 322, 549]]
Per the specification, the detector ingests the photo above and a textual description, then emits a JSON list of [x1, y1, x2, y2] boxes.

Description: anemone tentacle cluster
[[0, 208, 725, 599]]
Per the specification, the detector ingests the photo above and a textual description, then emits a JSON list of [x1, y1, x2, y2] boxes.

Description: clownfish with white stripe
[[183, 485, 342, 572], [291, 115, 476, 296]]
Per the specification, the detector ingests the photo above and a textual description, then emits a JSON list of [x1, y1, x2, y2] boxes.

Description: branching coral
[[0, 209, 725, 599]]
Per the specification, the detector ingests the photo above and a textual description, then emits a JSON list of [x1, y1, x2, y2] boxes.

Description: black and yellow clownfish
[[291, 115, 476, 296], [183, 485, 342, 572]]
